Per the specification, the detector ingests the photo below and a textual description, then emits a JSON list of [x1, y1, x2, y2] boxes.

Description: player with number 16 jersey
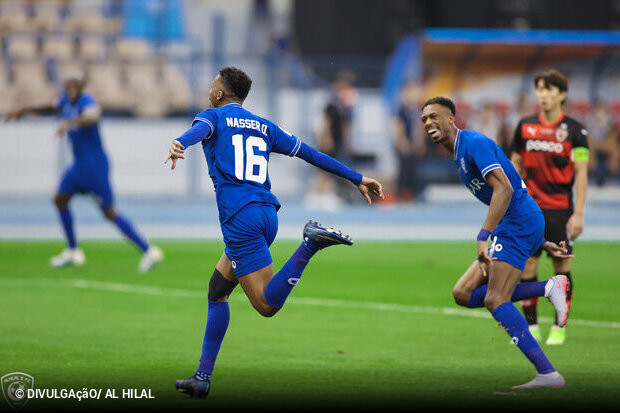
[[165, 67, 383, 399], [191, 101, 305, 224]]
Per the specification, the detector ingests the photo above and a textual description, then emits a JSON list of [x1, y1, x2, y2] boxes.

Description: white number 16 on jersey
[[232, 134, 268, 184]]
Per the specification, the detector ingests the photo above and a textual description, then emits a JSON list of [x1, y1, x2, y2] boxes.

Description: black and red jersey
[[510, 113, 588, 210]]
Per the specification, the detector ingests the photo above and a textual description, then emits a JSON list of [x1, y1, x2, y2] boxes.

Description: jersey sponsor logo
[[468, 178, 484, 194], [525, 139, 564, 154]]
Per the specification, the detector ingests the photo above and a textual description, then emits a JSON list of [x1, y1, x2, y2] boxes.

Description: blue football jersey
[[454, 129, 540, 217], [192, 103, 301, 223], [57, 93, 107, 166]]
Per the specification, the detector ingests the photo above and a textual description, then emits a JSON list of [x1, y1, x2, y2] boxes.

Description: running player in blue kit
[[420, 97, 573, 389], [5, 73, 162, 272], [165, 67, 384, 398]]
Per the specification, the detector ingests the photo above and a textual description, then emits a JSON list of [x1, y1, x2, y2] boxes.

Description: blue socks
[[113, 214, 149, 252], [492, 302, 555, 374], [197, 300, 230, 377], [264, 242, 316, 309], [58, 208, 77, 249], [197, 243, 316, 377], [58, 207, 148, 253], [467, 281, 546, 309]]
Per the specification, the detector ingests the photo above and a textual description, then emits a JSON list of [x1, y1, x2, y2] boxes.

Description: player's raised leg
[[102, 207, 162, 273], [452, 260, 569, 323], [50, 192, 85, 267], [175, 254, 238, 398], [241, 220, 353, 317], [485, 261, 564, 389], [175, 219, 352, 398]]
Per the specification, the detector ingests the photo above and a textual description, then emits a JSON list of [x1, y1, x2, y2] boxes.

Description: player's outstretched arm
[[357, 176, 384, 205], [292, 141, 384, 204], [542, 240, 574, 259], [4, 103, 57, 122], [165, 122, 212, 170], [55, 105, 101, 138]]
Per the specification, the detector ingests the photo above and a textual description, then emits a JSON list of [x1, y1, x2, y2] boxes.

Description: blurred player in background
[[5, 73, 162, 272], [393, 80, 427, 202], [165, 67, 383, 399], [510, 69, 589, 345], [587, 100, 619, 186], [307, 69, 358, 208], [420, 96, 572, 389]]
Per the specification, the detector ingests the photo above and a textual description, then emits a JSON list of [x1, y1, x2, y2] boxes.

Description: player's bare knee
[[483, 292, 506, 312], [53, 194, 68, 209], [102, 208, 116, 221], [256, 303, 278, 318], [248, 296, 278, 317], [452, 286, 470, 307]]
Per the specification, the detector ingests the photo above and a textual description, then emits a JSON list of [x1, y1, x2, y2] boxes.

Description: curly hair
[[421, 96, 456, 115], [219, 67, 252, 100]]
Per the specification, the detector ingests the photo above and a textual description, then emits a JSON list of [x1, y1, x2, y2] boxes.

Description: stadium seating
[[0, 0, 31, 32], [86, 61, 132, 113], [78, 35, 107, 61], [0, 0, 191, 117], [6, 34, 38, 60], [0, 58, 16, 113], [31, 0, 62, 31], [42, 34, 75, 60], [11, 59, 56, 106]]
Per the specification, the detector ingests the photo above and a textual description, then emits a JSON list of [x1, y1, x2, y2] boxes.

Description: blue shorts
[[221, 202, 278, 277], [58, 164, 114, 209], [488, 209, 546, 271]]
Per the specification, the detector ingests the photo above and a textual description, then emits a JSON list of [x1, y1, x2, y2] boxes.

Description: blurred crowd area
[[1, 0, 618, 203], [0, 0, 191, 117], [304, 73, 620, 209], [389, 82, 620, 203]]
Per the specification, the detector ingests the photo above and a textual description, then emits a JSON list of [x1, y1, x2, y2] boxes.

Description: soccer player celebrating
[[5, 73, 162, 272], [420, 96, 572, 389], [510, 69, 589, 345], [165, 67, 383, 398]]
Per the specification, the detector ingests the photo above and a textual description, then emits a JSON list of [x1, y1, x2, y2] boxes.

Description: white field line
[[3, 277, 620, 330]]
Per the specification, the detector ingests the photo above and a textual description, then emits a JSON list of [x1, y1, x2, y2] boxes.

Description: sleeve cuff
[[481, 164, 502, 179], [192, 117, 215, 139]]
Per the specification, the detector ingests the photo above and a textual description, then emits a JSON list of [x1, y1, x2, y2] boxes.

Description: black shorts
[[533, 209, 574, 257]]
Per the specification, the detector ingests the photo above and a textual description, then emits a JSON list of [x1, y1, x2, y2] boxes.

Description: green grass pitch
[[1, 240, 619, 410]]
